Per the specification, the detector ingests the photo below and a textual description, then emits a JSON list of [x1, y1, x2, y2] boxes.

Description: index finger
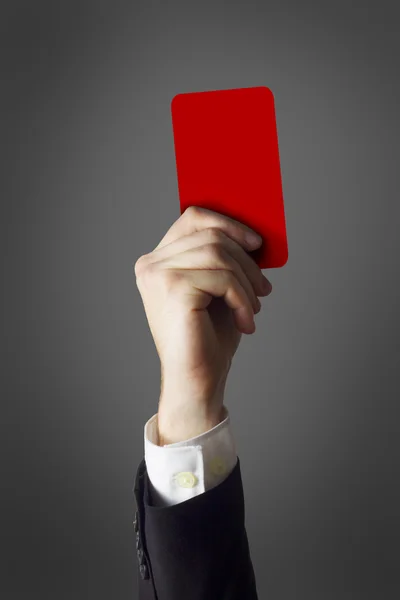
[[154, 206, 263, 253]]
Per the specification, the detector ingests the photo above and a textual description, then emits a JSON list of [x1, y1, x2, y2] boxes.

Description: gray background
[[1, 1, 399, 599]]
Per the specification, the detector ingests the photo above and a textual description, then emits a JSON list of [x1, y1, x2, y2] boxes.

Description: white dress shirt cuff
[[144, 405, 238, 507]]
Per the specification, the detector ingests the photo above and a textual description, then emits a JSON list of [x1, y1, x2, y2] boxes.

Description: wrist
[[157, 398, 225, 446], [157, 369, 228, 445]]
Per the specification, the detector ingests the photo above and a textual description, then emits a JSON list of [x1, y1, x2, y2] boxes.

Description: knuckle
[[134, 255, 148, 277], [160, 269, 184, 293], [185, 205, 201, 218], [136, 262, 185, 295], [135, 263, 154, 289], [206, 227, 225, 244]]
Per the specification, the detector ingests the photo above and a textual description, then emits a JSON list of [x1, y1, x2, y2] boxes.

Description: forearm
[[157, 371, 227, 445]]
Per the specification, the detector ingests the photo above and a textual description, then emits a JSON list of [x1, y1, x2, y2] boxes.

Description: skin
[[134, 206, 272, 445]]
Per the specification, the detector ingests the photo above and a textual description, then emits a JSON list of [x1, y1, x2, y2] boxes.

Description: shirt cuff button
[[210, 456, 226, 476], [175, 472, 198, 488]]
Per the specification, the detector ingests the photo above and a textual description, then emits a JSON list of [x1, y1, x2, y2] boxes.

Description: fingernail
[[245, 232, 262, 249], [261, 277, 272, 295]]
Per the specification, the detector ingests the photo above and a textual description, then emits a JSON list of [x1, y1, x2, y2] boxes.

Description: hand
[[134, 206, 272, 444]]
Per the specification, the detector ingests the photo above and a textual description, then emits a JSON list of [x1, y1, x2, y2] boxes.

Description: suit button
[[139, 562, 149, 580]]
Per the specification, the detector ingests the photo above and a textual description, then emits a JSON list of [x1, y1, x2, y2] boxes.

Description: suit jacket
[[133, 456, 258, 600]]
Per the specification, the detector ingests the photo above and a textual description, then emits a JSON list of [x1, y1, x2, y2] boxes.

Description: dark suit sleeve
[[133, 456, 258, 600]]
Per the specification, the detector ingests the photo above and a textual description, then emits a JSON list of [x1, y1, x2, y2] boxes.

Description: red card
[[171, 86, 288, 269]]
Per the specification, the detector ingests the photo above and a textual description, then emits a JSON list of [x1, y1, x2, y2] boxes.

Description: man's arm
[[133, 207, 272, 599]]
